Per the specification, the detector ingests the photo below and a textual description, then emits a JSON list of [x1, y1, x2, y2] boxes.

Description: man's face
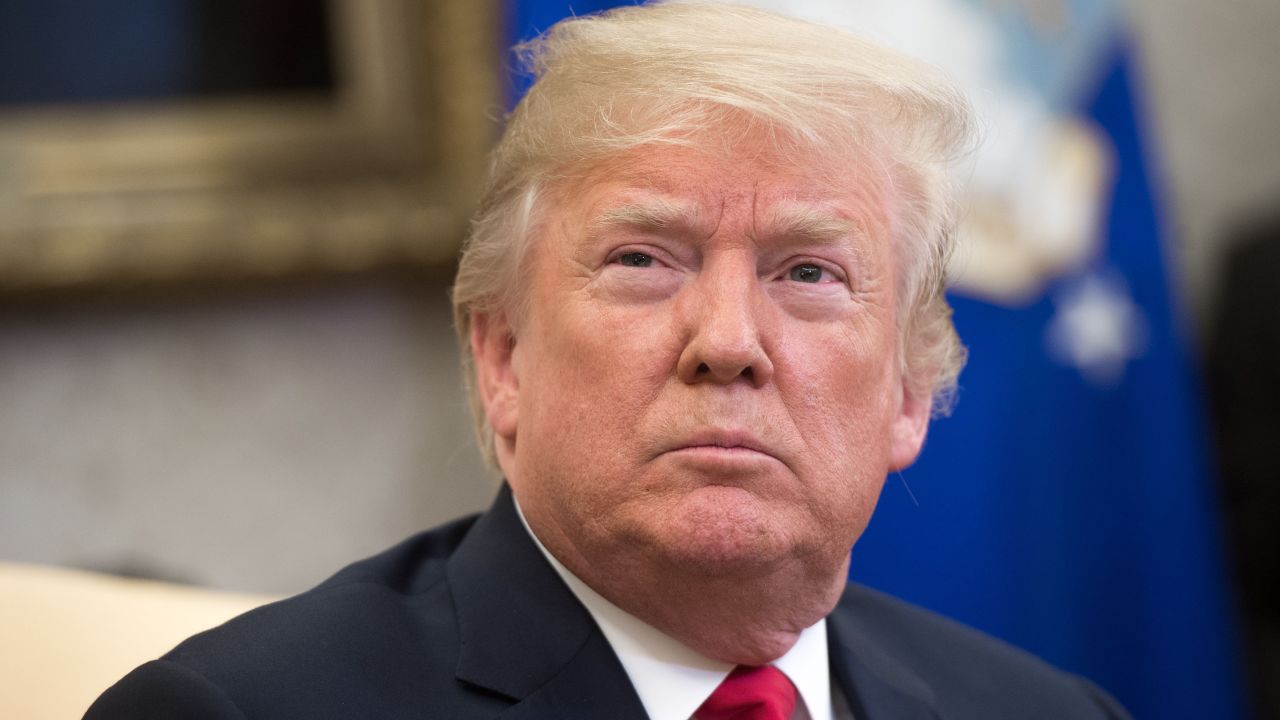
[[473, 140, 930, 584]]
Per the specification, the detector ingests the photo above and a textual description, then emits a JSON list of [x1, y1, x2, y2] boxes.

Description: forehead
[[554, 140, 895, 238]]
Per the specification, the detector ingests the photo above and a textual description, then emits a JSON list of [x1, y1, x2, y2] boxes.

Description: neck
[[597, 554, 848, 665], [518, 502, 848, 665]]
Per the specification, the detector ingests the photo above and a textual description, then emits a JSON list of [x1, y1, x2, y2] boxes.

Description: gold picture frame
[[0, 0, 499, 292]]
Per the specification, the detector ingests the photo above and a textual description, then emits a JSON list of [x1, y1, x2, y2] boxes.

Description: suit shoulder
[[317, 511, 479, 593], [834, 582, 1062, 676], [170, 512, 481, 666], [833, 583, 1130, 719], [85, 659, 247, 719], [91, 513, 482, 719]]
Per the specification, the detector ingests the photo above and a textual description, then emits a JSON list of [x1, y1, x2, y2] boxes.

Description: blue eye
[[789, 263, 824, 283], [618, 252, 654, 267]]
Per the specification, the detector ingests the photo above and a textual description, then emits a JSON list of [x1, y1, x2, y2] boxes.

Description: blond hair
[[453, 1, 975, 467]]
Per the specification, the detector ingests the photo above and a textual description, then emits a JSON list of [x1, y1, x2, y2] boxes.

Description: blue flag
[[508, 2, 1248, 716], [851, 46, 1247, 718]]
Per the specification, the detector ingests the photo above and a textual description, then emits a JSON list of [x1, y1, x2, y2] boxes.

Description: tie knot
[[695, 664, 797, 720]]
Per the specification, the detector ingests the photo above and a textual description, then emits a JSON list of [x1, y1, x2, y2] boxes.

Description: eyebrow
[[587, 198, 705, 237], [585, 198, 869, 252], [756, 203, 868, 247]]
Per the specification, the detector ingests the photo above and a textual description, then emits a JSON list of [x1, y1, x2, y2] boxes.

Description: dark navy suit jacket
[[86, 486, 1130, 719]]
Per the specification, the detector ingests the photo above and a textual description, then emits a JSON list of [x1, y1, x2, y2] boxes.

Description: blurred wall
[[0, 281, 494, 595], [1129, 0, 1280, 327]]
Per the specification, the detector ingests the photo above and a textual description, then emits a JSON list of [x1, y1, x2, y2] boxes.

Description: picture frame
[[0, 0, 499, 292]]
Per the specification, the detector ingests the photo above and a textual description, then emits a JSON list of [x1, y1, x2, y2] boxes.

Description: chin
[[646, 490, 796, 575]]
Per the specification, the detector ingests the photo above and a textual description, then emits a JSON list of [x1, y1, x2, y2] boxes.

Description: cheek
[[551, 298, 675, 395], [777, 318, 901, 471], [518, 294, 678, 458], [789, 381, 895, 548]]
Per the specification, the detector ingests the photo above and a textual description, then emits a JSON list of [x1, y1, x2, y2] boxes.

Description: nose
[[676, 259, 775, 387]]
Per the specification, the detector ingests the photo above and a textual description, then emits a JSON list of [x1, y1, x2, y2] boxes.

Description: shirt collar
[[514, 497, 833, 720]]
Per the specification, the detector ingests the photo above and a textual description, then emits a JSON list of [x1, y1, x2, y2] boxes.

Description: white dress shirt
[[514, 499, 846, 720]]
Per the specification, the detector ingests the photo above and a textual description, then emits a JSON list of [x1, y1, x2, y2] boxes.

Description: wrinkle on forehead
[[559, 140, 897, 255]]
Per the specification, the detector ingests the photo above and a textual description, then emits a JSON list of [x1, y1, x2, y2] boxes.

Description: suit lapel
[[497, 628, 650, 720], [827, 597, 940, 720], [446, 486, 648, 719]]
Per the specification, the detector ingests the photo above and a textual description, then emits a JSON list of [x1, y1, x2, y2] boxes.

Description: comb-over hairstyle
[[453, 1, 975, 469]]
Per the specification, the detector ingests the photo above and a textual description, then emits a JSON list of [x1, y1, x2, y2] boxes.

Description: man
[[88, 3, 1130, 718]]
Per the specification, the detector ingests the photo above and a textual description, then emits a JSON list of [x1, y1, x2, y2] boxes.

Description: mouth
[[662, 429, 785, 466]]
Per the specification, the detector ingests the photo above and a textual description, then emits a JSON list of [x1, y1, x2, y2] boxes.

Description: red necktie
[[694, 665, 798, 720]]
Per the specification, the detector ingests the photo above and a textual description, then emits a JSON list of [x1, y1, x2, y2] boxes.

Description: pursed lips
[[660, 429, 787, 468]]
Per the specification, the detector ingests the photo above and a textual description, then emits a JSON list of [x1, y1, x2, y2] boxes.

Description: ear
[[470, 311, 520, 442], [888, 385, 931, 472]]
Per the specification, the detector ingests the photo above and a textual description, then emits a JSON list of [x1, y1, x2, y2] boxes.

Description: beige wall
[[1129, 0, 1280, 326], [0, 281, 494, 595]]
